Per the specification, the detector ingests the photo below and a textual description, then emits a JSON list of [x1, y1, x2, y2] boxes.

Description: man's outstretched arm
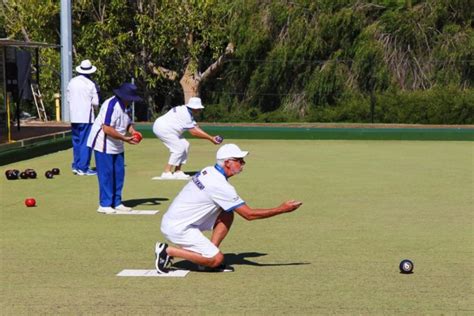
[[234, 200, 302, 221], [188, 126, 221, 144]]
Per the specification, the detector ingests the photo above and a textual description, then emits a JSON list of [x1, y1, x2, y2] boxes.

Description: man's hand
[[125, 136, 138, 145], [132, 131, 143, 143], [213, 135, 224, 144], [280, 200, 303, 213], [103, 125, 137, 144]]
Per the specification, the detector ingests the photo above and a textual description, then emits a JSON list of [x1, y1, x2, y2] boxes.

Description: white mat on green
[[110, 210, 159, 215], [117, 269, 190, 277], [151, 176, 189, 181]]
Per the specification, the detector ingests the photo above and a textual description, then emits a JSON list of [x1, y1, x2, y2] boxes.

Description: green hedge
[[201, 87, 474, 124]]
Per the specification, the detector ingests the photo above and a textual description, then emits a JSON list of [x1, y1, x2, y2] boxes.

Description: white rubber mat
[[117, 269, 190, 277], [110, 210, 159, 215], [151, 176, 189, 181]]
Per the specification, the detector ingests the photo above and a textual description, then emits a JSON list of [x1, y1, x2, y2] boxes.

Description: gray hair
[[216, 159, 226, 166]]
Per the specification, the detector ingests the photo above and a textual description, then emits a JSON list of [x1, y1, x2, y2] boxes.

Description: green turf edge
[[0, 136, 72, 166], [1, 125, 472, 165], [135, 124, 474, 141]]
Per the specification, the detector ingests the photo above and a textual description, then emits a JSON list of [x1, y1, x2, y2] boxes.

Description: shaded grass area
[[1, 139, 473, 314]]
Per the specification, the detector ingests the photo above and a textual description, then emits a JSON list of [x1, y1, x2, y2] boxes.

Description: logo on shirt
[[192, 174, 205, 190]]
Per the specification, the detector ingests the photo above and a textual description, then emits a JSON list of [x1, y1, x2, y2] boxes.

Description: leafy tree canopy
[[1, 0, 472, 123]]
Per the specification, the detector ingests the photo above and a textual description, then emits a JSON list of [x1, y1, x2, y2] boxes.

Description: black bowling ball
[[5, 170, 18, 180], [27, 170, 37, 179]]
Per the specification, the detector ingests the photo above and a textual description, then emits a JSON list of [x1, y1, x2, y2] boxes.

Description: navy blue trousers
[[94, 150, 125, 208], [71, 123, 93, 172]]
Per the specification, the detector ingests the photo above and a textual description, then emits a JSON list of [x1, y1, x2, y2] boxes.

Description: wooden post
[[54, 93, 61, 122]]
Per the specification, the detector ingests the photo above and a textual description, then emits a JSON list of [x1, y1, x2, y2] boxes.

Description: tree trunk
[[179, 62, 200, 103], [150, 42, 235, 104]]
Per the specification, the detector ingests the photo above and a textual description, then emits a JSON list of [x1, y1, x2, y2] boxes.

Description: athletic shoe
[[76, 169, 97, 176], [72, 169, 78, 174], [154, 242, 171, 274], [114, 204, 132, 212], [197, 264, 234, 272], [173, 171, 190, 180], [160, 172, 176, 179], [97, 206, 115, 214]]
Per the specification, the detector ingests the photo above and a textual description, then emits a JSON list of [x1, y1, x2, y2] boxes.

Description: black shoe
[[154, 242, 170, 274], [197, 264, 234, 272]]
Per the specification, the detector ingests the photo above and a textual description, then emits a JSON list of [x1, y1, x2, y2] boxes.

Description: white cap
[[185, 97, 204, 109], [76, 59, 97, 74], [216, 144, 249, 160]]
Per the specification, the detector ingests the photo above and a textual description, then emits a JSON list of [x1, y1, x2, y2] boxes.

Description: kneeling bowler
[[155, 143, 303, 273]]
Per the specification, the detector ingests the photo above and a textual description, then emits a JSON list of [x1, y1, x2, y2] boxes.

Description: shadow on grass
[[123, 197, 169, 207], [184, 170, 199, 176], [172, 252, 310, 270], [224, 252, 310, 267]]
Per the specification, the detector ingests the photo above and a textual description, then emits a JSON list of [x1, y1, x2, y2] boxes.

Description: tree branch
[[200, 42, 235, 82], [147, 62, 178, 80]]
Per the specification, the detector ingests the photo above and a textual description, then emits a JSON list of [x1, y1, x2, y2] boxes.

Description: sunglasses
[[229, 158, 246, 165]]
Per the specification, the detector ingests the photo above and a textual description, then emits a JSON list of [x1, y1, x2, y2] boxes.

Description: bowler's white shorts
[[161, 224, 220, 258], [153, 124, 190, 166]]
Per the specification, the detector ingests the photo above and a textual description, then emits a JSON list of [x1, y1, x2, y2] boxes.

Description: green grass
[[1, 139, 473, 314]]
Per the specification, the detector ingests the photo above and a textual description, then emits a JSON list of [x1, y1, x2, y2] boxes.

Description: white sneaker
[[114, 204, 132, 212], [160, 172, 176, 179], [173, 171, 190, 180], [76, 169, 97, 176], [97, 206, 115, 214]]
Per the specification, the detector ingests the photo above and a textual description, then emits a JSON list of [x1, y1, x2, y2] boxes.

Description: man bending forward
[[155, 143, 303, 273]]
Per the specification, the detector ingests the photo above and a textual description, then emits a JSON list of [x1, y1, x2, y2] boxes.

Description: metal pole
[[60, 0, 72, 122], [6, 92, 12, 142], [35, 48, 40, 89], [2, 47, 7, 132], [131, 77, 135, 122]]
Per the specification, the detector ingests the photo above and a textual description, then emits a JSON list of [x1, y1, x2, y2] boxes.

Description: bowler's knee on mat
[[206, 252, 224, 268], [166, 247, 224, 268]]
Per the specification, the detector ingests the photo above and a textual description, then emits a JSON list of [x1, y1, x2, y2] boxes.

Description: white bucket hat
[[76, 59, 97, 74], [216, 144, 249, 160], [185, 97, 204, 109]]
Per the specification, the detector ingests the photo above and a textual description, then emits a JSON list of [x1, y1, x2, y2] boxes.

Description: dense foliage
[[1, 0, 473, 123]]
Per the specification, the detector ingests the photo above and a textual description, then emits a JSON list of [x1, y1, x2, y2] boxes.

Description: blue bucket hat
[[113, 83, 142, 102]]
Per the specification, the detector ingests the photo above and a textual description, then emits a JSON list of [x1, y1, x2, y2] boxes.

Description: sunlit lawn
[[1, 139, 472, 314]]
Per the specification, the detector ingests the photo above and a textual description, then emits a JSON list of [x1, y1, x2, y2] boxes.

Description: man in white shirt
[[154, 144, 303, 273], [67, 59, 100, 176], [152, 97, 222, 179], [87, 82, 142, 214]]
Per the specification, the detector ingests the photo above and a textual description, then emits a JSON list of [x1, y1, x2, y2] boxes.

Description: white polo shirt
[[67, 75, 99, 123], [87, 96, 132, 154], [161, 165, 245, 232], [153, 105, 196, 136]]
